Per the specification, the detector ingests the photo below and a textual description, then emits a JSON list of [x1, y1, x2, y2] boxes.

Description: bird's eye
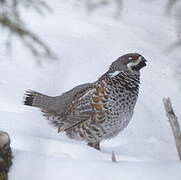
[[129, 55, 141, 61]]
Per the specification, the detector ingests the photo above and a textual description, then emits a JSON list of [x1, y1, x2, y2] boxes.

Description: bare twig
[[163, 97, 181, 161], [0, 0, 56, 61], [111, 151, 117, 162]]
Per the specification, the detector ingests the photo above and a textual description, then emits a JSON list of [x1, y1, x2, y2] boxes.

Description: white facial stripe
[[127, 56, 142, 71], [138, 56, 142, 61], [109, 71, 120, 77]]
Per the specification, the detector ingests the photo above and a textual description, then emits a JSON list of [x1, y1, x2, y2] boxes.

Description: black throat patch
[[131, 60, 146, 71]]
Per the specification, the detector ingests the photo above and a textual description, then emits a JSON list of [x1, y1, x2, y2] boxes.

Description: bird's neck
[[99, 70, 140, 91]]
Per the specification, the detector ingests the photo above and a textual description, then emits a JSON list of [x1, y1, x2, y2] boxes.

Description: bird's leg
[[87, 142, 100, 150]]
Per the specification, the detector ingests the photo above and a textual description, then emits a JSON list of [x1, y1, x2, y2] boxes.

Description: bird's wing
[[41, 83, 94, 113], [40, 83, 97, 130], [57, 82, 109, 132], [57, 85, 96, 132]]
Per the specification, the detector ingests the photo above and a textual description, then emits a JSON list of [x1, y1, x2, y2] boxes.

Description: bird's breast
[[91, 80, 138, 135]]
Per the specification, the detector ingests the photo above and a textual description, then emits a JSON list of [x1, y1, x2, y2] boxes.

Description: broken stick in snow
[[163, 97, 181, 161], [111, 151, 117, 162]]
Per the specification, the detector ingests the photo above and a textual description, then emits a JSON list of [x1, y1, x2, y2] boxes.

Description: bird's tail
[[24, 90, 50, 109]]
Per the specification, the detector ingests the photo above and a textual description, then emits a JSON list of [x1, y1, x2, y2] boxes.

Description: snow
[[0, 0, 181, 179], [0, 131, 10, 146]]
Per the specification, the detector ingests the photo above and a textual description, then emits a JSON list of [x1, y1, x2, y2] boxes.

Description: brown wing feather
[[58, 83, 109, 132], [35, 83, 96, 129], [58, 87, 96, 132]]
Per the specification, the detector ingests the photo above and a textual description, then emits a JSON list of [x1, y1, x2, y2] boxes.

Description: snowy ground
[[0, 0, 181, 179]]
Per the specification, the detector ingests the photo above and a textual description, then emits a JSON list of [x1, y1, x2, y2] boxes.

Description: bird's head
[[109, 53, 147, 74]]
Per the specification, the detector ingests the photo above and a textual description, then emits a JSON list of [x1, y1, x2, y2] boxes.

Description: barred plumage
[[24, 53, 147, 150]]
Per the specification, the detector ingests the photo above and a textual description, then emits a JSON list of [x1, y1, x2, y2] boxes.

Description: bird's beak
[[138, 56, 147, 69]]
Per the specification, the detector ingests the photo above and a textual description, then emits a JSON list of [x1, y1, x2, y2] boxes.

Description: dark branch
[[0, 0, 57, 61]]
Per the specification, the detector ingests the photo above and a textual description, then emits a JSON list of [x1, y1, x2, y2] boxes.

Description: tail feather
[[24, 90, 61, 128], [24, 90, 34, 106], [24, 90, 49, 108]]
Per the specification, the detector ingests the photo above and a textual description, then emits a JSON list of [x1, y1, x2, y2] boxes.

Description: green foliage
[[0, 0, 180, 61], [0, 0, 57, 60]]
